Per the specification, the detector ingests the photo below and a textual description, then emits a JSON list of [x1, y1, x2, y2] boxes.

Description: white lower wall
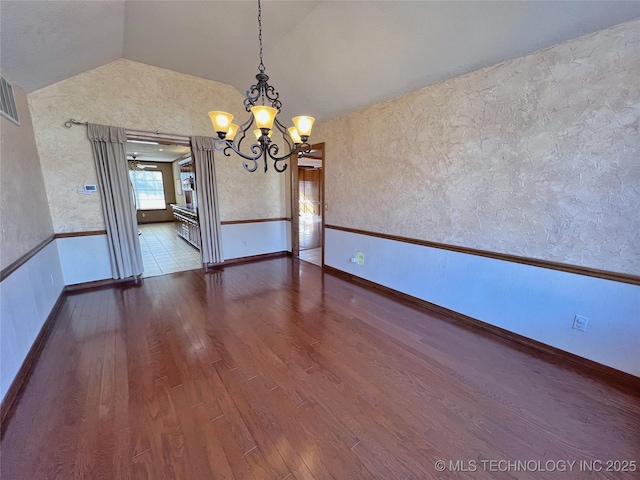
[[56, 235, 113, 285], [53, 222, 290, 285], [222, 221, 289, 260], [325, 228, 640, 377], [0, 240, 65, 401]]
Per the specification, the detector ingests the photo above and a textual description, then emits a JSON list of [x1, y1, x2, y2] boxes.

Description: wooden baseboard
[[322, 265, 640, 390], [137, 219, 174, 225], [0, 290, 66, 433], [206, 251, 290, 269], [221, 218, 290, 225], [64, 277, 140, 293]]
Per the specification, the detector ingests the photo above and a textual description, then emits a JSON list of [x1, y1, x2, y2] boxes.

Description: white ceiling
[[2, 1, 639, 123], [126, 141, 191, 163]]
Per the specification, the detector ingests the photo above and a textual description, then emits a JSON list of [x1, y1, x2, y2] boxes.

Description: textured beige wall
[[314, 20, 640, 275], [0, 83, 55, 270], [28, 59, 287, 233]]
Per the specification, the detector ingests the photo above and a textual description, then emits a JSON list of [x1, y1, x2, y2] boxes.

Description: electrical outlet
[[573, 314, 588, 332], [357, 252, 365, 266]]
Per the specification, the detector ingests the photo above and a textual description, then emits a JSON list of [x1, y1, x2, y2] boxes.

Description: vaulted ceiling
[[2, 1, 639, 122]]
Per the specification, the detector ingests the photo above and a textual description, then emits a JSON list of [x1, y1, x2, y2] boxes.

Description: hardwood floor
[[2, 258, 639, 479]]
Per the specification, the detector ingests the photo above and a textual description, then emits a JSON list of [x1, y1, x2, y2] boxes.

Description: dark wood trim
[[315, 143, 326, 267], [0, 289, 65, 433], [220, 218, 290, 225], [126, 132, 191, 147], [325, 224, 640, 286], [64, 277, 139, 293], [294, 142, 325, 264], [54, 230, 107, 239], [323, 264, 640, 388], [291, 153, 300, 257], [0, 235, 55, 282], [138, 219, 175, 225], [206, 251, 290, 269]]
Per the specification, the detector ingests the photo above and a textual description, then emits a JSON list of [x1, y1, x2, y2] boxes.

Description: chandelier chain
[[257, 0, 265, 73]]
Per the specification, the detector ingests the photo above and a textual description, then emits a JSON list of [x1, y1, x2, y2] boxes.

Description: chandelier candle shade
[[209, 111, 234, 137], [208, 0, 314, 173]]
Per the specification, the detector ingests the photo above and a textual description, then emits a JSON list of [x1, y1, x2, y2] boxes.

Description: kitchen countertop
[[171, 204, 197, 215]]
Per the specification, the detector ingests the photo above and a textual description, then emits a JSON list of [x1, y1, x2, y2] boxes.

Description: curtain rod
[[64, 118, 191, 140]]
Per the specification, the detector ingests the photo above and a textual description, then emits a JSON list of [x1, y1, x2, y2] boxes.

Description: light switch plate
[[573, 314, 588, 332]]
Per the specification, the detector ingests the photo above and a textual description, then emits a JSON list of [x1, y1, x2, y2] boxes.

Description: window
[[129, 170, 166, 210]]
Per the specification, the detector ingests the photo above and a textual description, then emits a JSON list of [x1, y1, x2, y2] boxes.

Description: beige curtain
[[88, 123, 143, 279], [191, 136, 223, 264]]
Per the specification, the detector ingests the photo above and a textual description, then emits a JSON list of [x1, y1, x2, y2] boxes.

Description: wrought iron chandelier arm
[[234, 114, 256, 153], [214, 138, 264, 161], [265, 143, 289, 173], [244, 84, 263, 111], [213, 139, 261, 173], [273, 118, 294, 151], [264, 141, 311, 163], [264, 86, 281, 110], [273, 158, 288, 173], [266, 141, 310, 173], [244, 158, 259, 173]]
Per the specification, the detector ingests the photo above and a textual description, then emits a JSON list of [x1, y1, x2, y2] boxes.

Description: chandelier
[[209, 0, 314, 173]]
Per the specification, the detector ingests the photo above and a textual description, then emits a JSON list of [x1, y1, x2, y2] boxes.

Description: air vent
[[0, 75, 20, 125]]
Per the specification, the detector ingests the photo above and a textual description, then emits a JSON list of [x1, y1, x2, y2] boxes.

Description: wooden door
[[298, 167, 322, 251]]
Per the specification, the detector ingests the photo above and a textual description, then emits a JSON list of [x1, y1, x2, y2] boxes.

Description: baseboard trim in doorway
[[322, 264, 640, 391], [206, 251, 290, 269]]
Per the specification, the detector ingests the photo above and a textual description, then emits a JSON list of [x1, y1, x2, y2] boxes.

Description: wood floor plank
[[215, 368, 334, 480], [168, 384, 216, 479], [94, 293, 118, 480], [2, 258, 638, 479], [212, 367, 313, 480], [191, 402, 236, 479], [149, 377, 190, 479]]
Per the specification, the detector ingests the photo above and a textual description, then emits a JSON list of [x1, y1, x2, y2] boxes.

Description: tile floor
[[139, 222, 202, 278], [299, 247, 322, 266], [299, 214, 322, 250]]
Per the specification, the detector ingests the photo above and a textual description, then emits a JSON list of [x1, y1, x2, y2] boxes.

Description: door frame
[[290, 142, 325, 266], [126, 133, 203, 270]]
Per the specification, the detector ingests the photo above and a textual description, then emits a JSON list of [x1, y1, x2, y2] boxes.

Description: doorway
[[126, 138, 202, 277], [296, 144, 324, 266]]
